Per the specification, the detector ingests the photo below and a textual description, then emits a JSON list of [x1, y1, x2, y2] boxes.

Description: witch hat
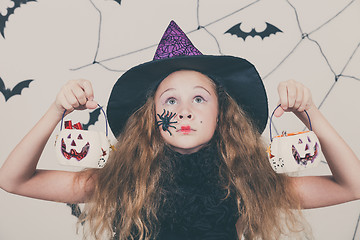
[[107, 20, 268, 137]]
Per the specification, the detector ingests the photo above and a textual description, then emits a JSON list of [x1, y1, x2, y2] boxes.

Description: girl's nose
[[177, 106, 193, 121], [178, 114, 192, 120]]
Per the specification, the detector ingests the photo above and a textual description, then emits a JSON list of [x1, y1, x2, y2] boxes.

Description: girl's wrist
[[294, 105, 320, 129], [49, 102, 66, 122]]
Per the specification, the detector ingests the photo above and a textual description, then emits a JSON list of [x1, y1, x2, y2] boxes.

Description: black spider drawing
[[156, 109, 177, 136]]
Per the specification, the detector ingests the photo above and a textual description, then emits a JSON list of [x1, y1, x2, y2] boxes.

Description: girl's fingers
[[63, 87, 80, 109], [74, 79, 96, 109], [55, 79, 96, 117], [63, 79, 95, 108], [55, 79, 97, 116], [287, 86, 296, 108], [293, 83, 304, 110], [274, 103, 285, 117], [277, 82, 289, 110], [298, 87, 311, 112], [278, 80, 297, 110], [79, 79, 94, 101], [277, 80, 314, 114], [56, 92, 74, 113], [85, 100, 98, 109], [71, 85, 87, 106]]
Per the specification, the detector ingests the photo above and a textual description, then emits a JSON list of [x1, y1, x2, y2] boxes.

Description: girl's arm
[[275, 80, 360, 209], [0, 79, 97, 203]]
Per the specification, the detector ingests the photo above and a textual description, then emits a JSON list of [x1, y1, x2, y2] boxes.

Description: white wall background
[[0, 0, 359, 239]]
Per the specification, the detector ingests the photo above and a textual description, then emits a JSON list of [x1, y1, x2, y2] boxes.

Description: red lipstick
[[180, 125, 191, 134]]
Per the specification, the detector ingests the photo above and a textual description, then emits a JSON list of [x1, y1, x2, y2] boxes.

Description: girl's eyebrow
[[159, 86, 211, 98], [159, 88, 176, 98], [194, 86, 211, 95]]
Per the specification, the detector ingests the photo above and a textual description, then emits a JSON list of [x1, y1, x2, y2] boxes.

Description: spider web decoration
[[153, 20, 202, 60], [70, 0, 359, 91], [353, 213, 360, 239]]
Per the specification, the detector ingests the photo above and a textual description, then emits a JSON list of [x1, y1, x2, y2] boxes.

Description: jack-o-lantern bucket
[[55, 105, 111, 168], [267, 105, 323, 173]]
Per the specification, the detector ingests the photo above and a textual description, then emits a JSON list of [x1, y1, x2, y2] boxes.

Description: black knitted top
[[156, 144, 239, 240]]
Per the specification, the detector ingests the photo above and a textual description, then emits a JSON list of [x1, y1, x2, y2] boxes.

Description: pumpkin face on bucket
[[292, 134, 320, 166], [61, 132, 90, 161], [55, 129, 110, 168], [267, 131, 322, 173]]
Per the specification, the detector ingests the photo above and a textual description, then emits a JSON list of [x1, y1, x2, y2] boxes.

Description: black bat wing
[[11, 79, 33, 97], [113, 0, 121, 4], [0, 77, 10, 101], [1, 79, 33, 101], [0, 0, 38, 38], [258, 22, 283, 40], [0, 77, 5, 92], [66, 203, 82, 218], [83, 107, 101, 130], [224, 23, 248, 41]]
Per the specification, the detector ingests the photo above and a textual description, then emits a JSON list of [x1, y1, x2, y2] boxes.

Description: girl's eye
[[166, 98, 177, 105], [194, 96, 205, 103]]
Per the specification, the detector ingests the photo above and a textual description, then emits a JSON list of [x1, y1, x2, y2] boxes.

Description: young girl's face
[[154, 70, 218, 154]]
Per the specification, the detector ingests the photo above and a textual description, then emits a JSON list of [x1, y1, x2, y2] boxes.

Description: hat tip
[[153, 20, 202, 60]]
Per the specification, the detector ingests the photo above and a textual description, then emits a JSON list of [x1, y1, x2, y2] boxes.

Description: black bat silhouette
[[66, 203, 85, 225], [0, 0, 38, 38], [0, 77, 33, 101], [66, 203, 82, 218], [225, 22, 282, 40], [82, 107, 101, 130]]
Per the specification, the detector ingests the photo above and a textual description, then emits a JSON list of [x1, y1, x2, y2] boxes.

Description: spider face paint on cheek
[[156, 109, 178, 136]]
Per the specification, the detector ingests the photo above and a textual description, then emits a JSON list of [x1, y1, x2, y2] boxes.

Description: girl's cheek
[[157, 102, 174, 111], [164, 105, 178, 112]]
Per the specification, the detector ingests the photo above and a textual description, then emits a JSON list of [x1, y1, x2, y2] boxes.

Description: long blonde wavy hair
[[79, 75, 307, 240]]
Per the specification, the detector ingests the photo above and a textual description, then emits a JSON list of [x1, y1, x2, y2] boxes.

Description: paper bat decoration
[[66, 203, 84, 225], [82, 107, 101, 130], [0, 77, 33, 101], [0, 0, 38, 38], [66, 203, 82, 218], [225, 22, 282, 40]]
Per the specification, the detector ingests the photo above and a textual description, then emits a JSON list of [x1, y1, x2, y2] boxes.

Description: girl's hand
[[274, 80, 315, 117], [54, 79, 98, 116]]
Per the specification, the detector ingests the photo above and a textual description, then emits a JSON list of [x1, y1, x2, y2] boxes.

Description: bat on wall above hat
[[225, 22, 283, 40]]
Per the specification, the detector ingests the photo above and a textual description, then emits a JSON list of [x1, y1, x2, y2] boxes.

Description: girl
[[1, 21, 360, 240]]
